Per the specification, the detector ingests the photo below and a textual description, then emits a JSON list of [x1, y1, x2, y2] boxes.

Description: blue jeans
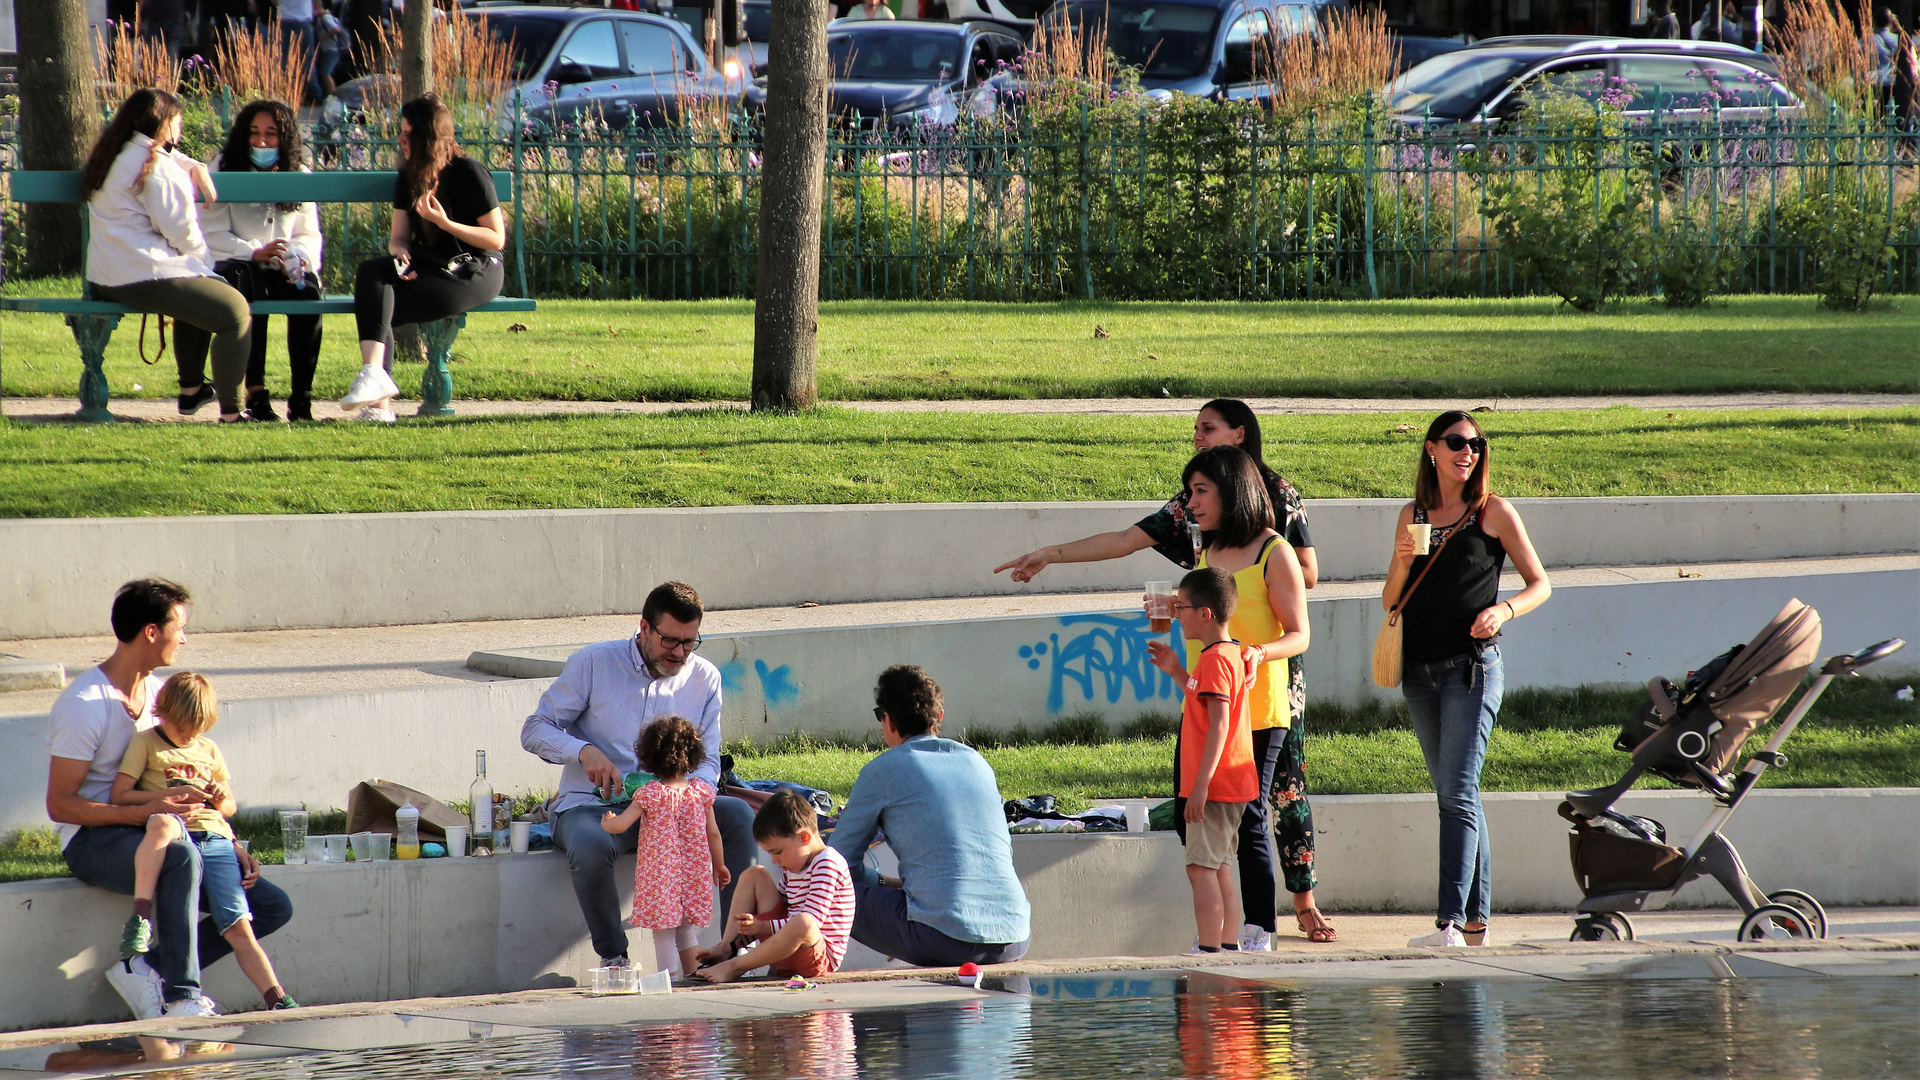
[[550, 796, 756, 961], [1402, 645, 1503, 927], [192, 833, 252, 934], [849, 879, 1030, 968], [64, 825, 295, 1004], [280, 19, 317, 101]]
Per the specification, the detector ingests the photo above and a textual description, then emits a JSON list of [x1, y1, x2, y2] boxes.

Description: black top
[[1399, 504, 1506, 664], [1136, 476, 1312, 571], [393, 156, 501, 262]]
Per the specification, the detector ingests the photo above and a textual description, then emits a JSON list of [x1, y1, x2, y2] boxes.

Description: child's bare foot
[[692, 962, 739, 985], [692, 943, 732, 968]]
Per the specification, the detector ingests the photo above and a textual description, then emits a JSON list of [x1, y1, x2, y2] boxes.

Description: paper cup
[[443, 825, 469, 858], [1125, 804, 1149, 833], [509, 820, 532, 854], [1408, 522, 1433, 556]]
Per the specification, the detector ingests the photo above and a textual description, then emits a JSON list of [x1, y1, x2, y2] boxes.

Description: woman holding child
[[995, 402, 1335, 946], [1384, 411, 1550, 948]]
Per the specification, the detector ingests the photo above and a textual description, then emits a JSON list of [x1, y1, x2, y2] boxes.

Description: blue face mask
[[249, 145, 280, 169]]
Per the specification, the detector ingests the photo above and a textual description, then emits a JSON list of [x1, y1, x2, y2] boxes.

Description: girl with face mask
[[174, 100, 325, 421]]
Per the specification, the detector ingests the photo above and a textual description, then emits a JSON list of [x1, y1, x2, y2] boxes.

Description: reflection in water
[[42, 1036, 237, 1076], [31, 977, 1918, 1080]]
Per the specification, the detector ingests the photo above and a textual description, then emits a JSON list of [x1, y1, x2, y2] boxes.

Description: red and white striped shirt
[[772, 845, 856, 971]]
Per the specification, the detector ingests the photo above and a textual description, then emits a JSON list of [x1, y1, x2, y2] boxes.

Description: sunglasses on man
[[1438, 434, 1488, 455]]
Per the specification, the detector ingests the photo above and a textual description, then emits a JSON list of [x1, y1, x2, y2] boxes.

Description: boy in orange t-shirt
[[1148, 567, 1257, 953]]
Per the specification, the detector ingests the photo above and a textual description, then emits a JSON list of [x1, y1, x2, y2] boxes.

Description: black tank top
[[1399, 505, 1506, 664]]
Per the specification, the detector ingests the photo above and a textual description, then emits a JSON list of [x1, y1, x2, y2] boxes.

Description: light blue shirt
[[831, 735, 1031, 946], [520, 635, 723, 816]]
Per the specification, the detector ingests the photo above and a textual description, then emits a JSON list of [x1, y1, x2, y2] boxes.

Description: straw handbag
[[1372, 511, 1467, 689]]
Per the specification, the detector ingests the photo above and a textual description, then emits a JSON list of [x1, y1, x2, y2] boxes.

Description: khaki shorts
[[1184, 800, 1247, 869]]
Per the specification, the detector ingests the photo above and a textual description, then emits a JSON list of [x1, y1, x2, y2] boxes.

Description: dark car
[[1385, 36, 1804, 128], [1388, 25, 1473, 77], [1035, 0, 1347, 102], [746, 21, 1026, 130], [321, 6, 746, 136]]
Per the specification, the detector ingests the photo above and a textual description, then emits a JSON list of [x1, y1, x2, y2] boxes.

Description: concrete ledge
[[0, 656, 63, 693], [3, 495, 1912, 637], [5, 787, 1913, 1031]]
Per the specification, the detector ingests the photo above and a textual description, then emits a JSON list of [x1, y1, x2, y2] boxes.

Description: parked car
[[906, 0, 1050, 30], [662, 0, 771, 76], [1030, 0, 1346, 102], [1387, 24, 1473, 77], [1385, 36, 1804, 129], [745, 20, 1027, 130], [320, 6, 746, 137]]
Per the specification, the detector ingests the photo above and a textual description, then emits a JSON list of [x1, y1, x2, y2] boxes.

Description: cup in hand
[[1407, 522, 1433, 556], [1145, 581, 1175, 633]]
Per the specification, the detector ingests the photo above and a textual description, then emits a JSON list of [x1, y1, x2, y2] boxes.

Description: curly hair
[[636, 715, 706, 781], [218, 99, 305, 212], [874, 664, 943, 738]]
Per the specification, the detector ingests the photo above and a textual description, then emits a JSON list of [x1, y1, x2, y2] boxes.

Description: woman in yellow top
[[1177, 446, 1333, 944]]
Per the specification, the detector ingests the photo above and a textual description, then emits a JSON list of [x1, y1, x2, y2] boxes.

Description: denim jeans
[[551, 796, 756, 961], [849, 879, 1029, 968], [192, 833, 251, 934], [65, 825, 295, 1004], [1402, 645, 1503, 927]]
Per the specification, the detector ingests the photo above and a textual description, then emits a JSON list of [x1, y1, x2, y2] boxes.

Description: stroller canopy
[[1698, 598, 1822, 774]]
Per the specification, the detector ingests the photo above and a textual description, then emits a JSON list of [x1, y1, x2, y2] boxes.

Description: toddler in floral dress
[[600, 715, 730, 976]]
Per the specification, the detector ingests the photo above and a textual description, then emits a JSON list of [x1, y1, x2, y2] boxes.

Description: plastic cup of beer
[[1145, 581, 1175, 633], [1408, 523, 1433, 556]]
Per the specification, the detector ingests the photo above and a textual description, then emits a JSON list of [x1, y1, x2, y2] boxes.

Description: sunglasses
[[1438, 434, 1488, 455]]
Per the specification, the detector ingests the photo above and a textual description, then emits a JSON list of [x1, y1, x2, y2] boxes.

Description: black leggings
[[354, 255, 503, 368], [175, 268, 322, 400]]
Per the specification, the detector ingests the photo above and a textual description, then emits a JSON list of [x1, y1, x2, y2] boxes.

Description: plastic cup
[[1145, 580, 1174, 633], [1408, 522, 1433, 556], [304, 835, 326, 865], [323, 835, 349, 864], [443, 825, 469, 858], [637, 969, 671, 995], [279, 811, 309, 865], [370, 833, 392, 861], [590, 966, 612, 996], [350, 832, 374, 863], [1125, 804, 1149, 833], [509, 820, 531, 854], [234, 838, 251, 855]]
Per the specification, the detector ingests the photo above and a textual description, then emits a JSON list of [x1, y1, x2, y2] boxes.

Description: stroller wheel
[[1765, 890, 1829, 938], [1738, 903, 1816, 943], [1571, 913, 1634, 942]]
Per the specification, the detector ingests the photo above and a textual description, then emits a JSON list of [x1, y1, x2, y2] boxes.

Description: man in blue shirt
[[522, 581, 756, 967], [830, 665, 1031, 966]]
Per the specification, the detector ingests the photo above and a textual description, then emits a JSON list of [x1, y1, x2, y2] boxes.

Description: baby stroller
[[1558, 597, 1905, 943]]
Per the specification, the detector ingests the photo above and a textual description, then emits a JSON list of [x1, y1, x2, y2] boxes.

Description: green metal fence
[[12, 103, 1920, 302]]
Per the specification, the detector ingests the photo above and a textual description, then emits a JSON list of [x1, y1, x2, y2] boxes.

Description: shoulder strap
[[1388, 498, 1482, 623]]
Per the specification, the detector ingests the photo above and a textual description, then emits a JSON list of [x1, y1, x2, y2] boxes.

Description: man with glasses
[[521, 581, 757, 970]]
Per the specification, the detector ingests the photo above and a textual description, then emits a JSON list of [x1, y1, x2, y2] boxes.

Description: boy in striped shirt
[[693, 790, 855, 983]]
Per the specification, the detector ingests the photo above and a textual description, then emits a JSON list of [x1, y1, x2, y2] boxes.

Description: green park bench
[[2, 169, 536, 421]]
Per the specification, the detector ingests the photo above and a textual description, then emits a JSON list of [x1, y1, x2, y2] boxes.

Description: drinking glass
[[279, 810, 309, 865], [1145, 581, 1175, 633]]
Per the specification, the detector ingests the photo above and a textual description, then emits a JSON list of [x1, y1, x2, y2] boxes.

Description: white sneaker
[[1238, 924, 1273, 953], [339, 365, 400, 409], [1408, 924, 1469, 948], [162, 995, 219, 1018], [350, 406, 396, 423], [104, 956, 166, 1020]]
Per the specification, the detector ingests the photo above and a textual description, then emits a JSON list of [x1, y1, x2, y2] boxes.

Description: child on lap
[[113, 673, 296, 1011], [694, 791, 854, 983], [1149, 568, 1258, 953], [600, 714, 730, 976]]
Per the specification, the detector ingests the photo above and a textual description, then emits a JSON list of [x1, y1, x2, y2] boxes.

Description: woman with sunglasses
[[1384, 411, 1550, 948]]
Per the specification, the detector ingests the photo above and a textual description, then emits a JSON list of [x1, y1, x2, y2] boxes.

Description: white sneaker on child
[[1238, 924, 1273, 952], [1408, 924, 1468, 948], [340, 365, 400, 409], [350, 406, 396, 423]]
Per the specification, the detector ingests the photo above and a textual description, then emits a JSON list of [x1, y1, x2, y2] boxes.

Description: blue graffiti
[[718, 661, 747, 693], [1024, 613, 1179, 713], [754, 658, 801, 705]]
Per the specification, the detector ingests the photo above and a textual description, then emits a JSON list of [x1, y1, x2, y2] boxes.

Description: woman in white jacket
[[175, 100, 325, 421], [81, 89, 253, 422]]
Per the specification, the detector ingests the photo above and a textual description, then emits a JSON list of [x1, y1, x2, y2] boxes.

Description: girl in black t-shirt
[[340, 94, 506, 421]]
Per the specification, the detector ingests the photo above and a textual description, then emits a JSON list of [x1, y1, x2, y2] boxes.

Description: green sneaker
[[120, 914, 154, 959], [270, 995, 301, 1010]]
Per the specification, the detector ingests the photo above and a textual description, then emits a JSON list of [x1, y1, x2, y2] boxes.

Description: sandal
[[1295, 908, 1339, 943]]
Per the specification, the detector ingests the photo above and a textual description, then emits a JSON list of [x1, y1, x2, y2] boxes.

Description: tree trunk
[[750, 0, 829, 411], [17, 0, 101, 277], [393, 324, 427, 364], [401, 0, 434, 101]]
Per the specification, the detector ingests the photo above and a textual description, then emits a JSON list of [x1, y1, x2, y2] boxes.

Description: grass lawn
[[3, 287, 1916, 402], [4, 681, 1910, 882], [2, 406, 1914, 518]]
